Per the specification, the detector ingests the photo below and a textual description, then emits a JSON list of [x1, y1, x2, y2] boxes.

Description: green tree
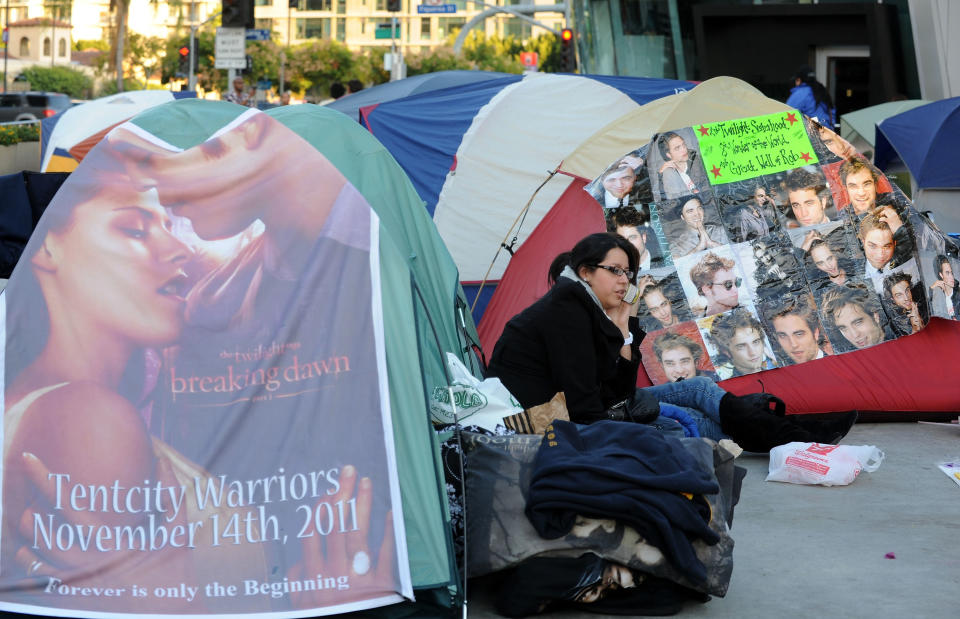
[[109, 0, 184, 92], [523, 33, 561, 73], [287, 39, 355, 100], [95, 77, 144, 96], [74, 39, 109, 52], [19, 65, 93, 98], [406, 30, 528, 75], [125, 33, 166, 88], [354, 49, 390, 88], [247, 40, 283, 90], [109, 0, 131, 91], [160, 31, 220, 92], [459, 30, 524, 73], [405, 47, 472, 76]]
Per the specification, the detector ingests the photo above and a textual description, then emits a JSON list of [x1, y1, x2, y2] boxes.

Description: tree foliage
[[406, 30, 562, 76], [406, 47, 472, 76], [160, 31, 220, 92], [74, 39, 110, 52], [286, 39, 356, 99], [125, 33, 166, 87], [18, 65, 93, 98], [51, 22, 566, 100], [524, 33, 561, 73]]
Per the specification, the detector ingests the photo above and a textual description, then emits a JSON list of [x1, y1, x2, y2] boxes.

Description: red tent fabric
[[719, 317, 960, 413], [67, 119, 127, 163], [477, 178, 606, 354], [478, 181, 960, 415]]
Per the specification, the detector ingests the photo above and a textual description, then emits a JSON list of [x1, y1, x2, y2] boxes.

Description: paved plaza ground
[[468, 420, 960, 619]]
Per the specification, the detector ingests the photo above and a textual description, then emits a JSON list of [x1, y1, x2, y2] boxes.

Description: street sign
[[417, 4, 456, 14], [215, 27, 246, 69], [246, 29, 271, 41], [520, 51, 539, 68], [375, 23, 396, 40]]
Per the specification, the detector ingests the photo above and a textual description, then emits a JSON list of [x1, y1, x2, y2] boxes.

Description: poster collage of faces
[[586, 111, 960, 385]]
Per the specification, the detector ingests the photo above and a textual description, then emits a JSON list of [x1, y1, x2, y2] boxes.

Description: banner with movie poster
[[587, 111, 960, 385], [0, 111, 411, 616]]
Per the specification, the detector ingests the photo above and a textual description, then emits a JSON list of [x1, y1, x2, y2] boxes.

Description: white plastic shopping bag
[[429, 353, 524, 430], [766, 442, 884, 486]]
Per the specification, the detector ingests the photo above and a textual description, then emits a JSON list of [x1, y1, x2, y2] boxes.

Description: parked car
[[0, 91, 72, 121]]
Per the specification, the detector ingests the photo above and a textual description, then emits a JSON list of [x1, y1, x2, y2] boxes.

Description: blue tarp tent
[[874, 96, 960, 189], [875, 96, 960, 232], [327, 70, 513, 122], [361, 73, 692, 216]]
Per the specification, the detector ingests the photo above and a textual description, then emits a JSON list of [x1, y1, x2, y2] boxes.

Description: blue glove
[[658, 404, 700, 438]]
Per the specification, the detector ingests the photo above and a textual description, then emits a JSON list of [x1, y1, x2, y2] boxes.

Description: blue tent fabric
[[576, 73, 693, 106], [39, 111, 62, 165], [874, 96, 960, 189], [328, 70, 513, 122], [0, 171, 71, 277], [361, 75, 523, 213], [362, 74, 692, 215], [0, 173, 36, 278]]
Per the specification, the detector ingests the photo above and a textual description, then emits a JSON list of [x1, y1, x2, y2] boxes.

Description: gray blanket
[[463, 431, 745, 597]]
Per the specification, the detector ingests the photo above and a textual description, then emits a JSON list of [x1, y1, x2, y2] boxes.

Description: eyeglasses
[[592, 264, 635, 280], [707, 278, 742, 291]]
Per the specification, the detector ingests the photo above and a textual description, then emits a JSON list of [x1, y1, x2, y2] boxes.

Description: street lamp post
[[280, 0, 294, 98], [189, 5, 221, 92], [3, 0, 10, 93]]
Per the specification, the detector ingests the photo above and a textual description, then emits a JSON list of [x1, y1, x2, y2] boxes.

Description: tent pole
[[470, 169, 558, 313], [411, 280, 469, 611]]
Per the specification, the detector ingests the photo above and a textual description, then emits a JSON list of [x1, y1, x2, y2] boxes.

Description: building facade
[[2, 0, 564, 56], [5, 18, 72, 65], [570, 0, 930, 116]]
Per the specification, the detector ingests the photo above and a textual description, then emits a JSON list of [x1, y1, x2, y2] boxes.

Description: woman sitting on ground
[[486, 232, 855, 451]]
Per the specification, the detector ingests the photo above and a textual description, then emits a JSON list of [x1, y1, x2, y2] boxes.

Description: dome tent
[[39, 89, 197, 172], [481, 77, 960, 415], [360, 72, 693, 318], [0, 100, 477, 616]]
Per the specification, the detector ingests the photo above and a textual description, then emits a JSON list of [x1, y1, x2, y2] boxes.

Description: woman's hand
[[620, 155, 644, 170], [876, 206, 903, 234], [801, 229, 821, 253], [658, 160, 679, 174], [636, 274, 655, 296], [907, 304, 922, 331], [288, 465, 396, 609], [692, 225, 719, 252]]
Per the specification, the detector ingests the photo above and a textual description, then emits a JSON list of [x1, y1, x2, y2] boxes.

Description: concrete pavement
[[467, 420, 960, 618]]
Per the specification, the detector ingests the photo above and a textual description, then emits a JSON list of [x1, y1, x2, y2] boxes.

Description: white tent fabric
[[562, 77, 791, 181], [41, 90, 178, 171], [432, 74, 652, 282]]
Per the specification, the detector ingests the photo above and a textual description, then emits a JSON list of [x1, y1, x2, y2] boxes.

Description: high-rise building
[[1, 0, 564, 55]]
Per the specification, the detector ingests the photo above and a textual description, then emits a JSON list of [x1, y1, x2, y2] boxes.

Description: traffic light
[[559, 27, 576, 73], [222, 0, 254, 29], [177, 45, 190, 77], [386, 0, 401, 12]]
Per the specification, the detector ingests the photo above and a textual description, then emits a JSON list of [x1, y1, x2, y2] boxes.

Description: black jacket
[[487, 277, 644, 424]]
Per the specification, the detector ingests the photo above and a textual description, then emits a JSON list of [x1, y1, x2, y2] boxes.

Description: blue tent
[[327, 70, 514, 122], [361, 73, 692, 215], [874, 96, 960, 189]]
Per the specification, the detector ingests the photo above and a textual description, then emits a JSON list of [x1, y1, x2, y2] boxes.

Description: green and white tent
[[0, 100, 479, 617]]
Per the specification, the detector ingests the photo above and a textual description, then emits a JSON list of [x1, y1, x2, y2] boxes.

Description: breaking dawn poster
[[0, 110, 411, 616]]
